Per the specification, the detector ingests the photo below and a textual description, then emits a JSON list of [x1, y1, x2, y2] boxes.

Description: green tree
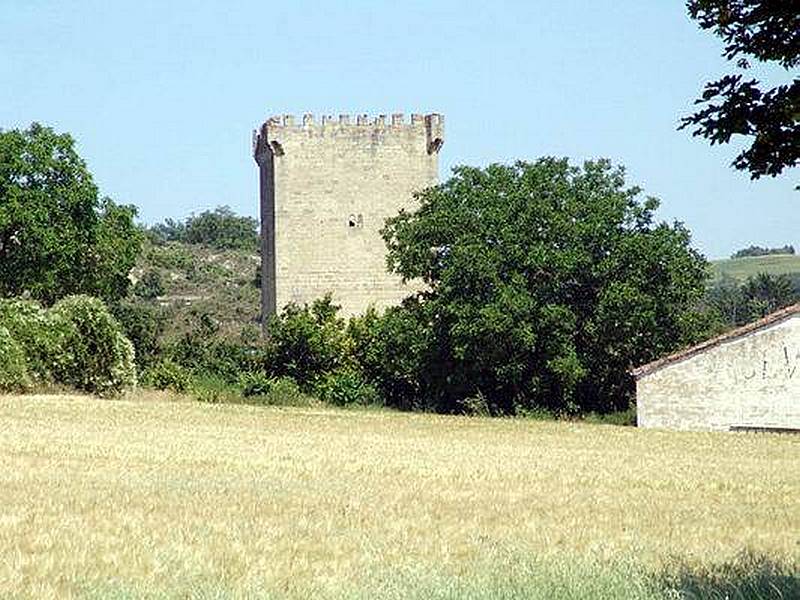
[[740, 272, 798, 321], [707, 272, 798, 327], [133, 270, 165, 300], [0, 123, 142, 304], [263, 295, 347, 390], [707, 274, 746, 325], [731, 244, 795, 258], [145, 217, 186, 245], [183, 206, 259, 250], [381, 159, 711, 414], [680, 1, 799, 185]]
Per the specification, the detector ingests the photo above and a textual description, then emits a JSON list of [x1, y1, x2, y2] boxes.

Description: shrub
[[133, 271, 165, 300], [191, 374, 240, 404], [265, 376, 308, 406], [110, 301, 165, 368], [239, 371, 273, 397], [583, 407, 637, 426], [0, 326, 31, 392], [166, 328, 262, 384], [0, 298, 64, 383], [457, 391, 492, 416], [315, 368, 379, 407], [144, 218, 186, 245], [346, 304, 429, 410], [49, 295, 136, 395], [145, 243, 193, 270], [142, 359, 191, 393], [263, 295, 347, 389], [238, 372, 310, 406]]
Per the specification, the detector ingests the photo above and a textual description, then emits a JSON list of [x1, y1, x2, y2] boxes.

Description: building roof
[[631, 303, 800, 380]]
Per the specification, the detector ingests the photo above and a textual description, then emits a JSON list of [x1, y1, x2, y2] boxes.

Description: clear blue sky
[[1, 1, 796, 259]]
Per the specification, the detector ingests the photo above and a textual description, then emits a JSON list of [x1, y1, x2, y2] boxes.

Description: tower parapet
[[253, 112, 445, 163]]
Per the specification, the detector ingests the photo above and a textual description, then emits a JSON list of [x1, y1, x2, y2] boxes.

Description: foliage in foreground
[[0, 296, 136, 394], [681, 1, 799, 185], [0, 326, 30, 392], [0, 123, 143, 304]]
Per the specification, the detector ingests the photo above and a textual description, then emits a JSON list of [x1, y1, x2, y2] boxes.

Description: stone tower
[[253, 112, 444, 318]]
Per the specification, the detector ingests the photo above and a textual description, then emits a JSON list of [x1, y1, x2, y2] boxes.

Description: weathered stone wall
[[254, 113, 443, 317], [637, 315, 800, 431]]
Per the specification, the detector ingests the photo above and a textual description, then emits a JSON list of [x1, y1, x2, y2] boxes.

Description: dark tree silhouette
[[680, 1, 800, 186]]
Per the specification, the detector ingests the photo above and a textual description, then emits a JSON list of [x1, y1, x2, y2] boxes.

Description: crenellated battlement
[[253, 112, 444, 162], [259, 112, 443, 129]]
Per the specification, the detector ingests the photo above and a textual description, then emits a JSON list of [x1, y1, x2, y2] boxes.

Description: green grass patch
[[710, 254, 800, 284]]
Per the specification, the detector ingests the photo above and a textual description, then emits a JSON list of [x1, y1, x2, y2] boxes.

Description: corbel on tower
[[425, 114, 444, 155]]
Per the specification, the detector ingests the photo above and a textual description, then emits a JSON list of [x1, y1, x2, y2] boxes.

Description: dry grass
[[0, 394, 798, 598]]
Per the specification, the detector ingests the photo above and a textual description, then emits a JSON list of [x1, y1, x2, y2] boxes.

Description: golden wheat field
[[1, 394, 798, 599]]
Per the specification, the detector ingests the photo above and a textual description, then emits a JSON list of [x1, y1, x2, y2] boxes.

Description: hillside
[[130, 244, 800, 343], [710, 253, 800, 285], [130, 240, 261, 340]]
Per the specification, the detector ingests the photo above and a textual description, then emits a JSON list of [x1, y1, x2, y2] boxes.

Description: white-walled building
[[633, 304, 800, 432]]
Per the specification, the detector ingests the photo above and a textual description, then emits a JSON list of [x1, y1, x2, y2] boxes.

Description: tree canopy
[[0, 123, 142, 304], [731, 244, 795, 258], [380, 159, 712, 414], [707, 272, 799, 326], [680, 1, 799, 185], [146, 206, 259, 250]]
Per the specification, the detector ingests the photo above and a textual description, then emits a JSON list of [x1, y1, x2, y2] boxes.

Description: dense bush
[[110, 301, 165, 368], [142, 359, 191, 393], [707, 273, 799, 328], [0, 326, 31, 392], [49, 295, 136, 395], [146, 206, 258, 250], [263, 295, 347, 389], [191, 375, 237, 404], [346, 305, 429, 410], [0, 298, 65, 382], [0, 295, 136, 395], [184, 206, 258, 250], [239, 371, 274, 397], [314, 368, 379, 407], [263, 376, 307, 406], [158, 312, 264, 389], [239, 372, 309, 406], [133, 271, 165, 300], [144, 243, 194, 270], [144, 218, 186, 245]]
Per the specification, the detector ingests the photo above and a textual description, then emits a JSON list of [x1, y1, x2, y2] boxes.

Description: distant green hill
[[710, 253, 800, 284]]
